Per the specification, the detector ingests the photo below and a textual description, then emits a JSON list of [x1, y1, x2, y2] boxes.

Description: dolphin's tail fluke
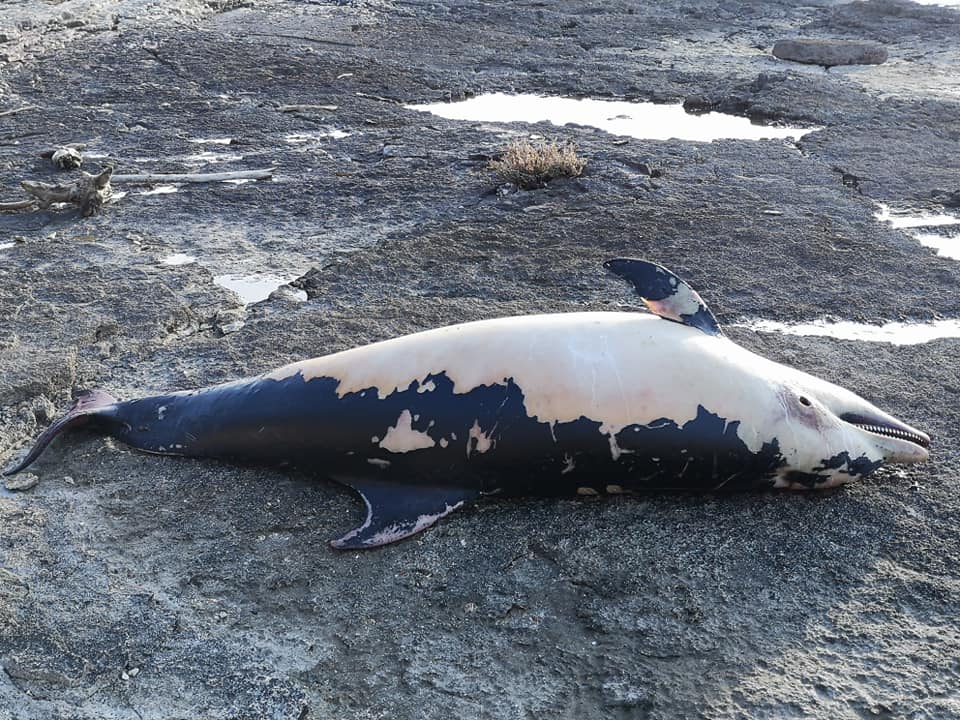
[[3, 389, 119, 476]]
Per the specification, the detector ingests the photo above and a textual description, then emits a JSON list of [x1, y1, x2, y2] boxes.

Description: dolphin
[[2, 259, 930, 549]]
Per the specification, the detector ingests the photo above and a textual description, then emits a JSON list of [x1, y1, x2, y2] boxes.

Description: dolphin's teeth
[[852, 422, 928, 448]]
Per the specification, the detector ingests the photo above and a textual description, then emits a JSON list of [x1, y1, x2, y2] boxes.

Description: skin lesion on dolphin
[[466, 419, 494, 457], [774, 450, 885, 489], [378, 409, 436, 453]]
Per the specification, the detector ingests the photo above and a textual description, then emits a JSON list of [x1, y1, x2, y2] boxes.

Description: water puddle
[[741, 318, 960, 345], [183, 151, 245, 165], [874, 203, 960, 229], [912, 230, 960, 260], [213, 274, 307, 305], [407, 93, 819, 142], [284, 130, 351, 143], [875, 202, 960, 259], [160, 253, 197, 266], [158, 255, 306, 305], [140, 185, 180, 196]]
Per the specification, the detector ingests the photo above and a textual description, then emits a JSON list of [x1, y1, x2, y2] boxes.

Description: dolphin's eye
[[799, 396, 812, 407]]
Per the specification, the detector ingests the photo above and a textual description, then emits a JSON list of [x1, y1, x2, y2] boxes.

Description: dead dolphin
[[3, 259, 930, 548]]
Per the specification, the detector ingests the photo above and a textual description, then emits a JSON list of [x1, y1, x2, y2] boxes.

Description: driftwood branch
[[3, 166, 273, 216], [279, 104, 338, 113], [21, 167, 113, 217], [0, 106, 37, 119], [111, 168, 274, 184], [0, 199, 35, 212]]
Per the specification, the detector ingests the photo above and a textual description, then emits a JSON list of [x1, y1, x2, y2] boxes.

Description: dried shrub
[[487, 140, 586, 190]]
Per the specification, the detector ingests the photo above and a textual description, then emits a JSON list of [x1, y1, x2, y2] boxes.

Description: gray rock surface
[[772, 38, 889, 67], [1, 1, 959, 718]]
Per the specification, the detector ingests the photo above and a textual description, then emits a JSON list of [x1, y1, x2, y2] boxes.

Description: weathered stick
[[21, 166, 113, 217], [111, 168, 274, 183], [280, 104, 338, 113], [354, 92, 403, 105], [0, 199, 35, 212], [0, 106, 37, 119]]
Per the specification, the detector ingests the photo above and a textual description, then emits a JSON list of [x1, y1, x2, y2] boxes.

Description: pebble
[[220, 320, 245, 335], [772, 38, 888, 67], [4, 473, 38, 491], [51, 147, 83, 170]]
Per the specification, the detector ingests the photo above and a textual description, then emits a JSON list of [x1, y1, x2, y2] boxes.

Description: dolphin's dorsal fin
[[329, 476, 479, 549], [604, 258, 723, 336]]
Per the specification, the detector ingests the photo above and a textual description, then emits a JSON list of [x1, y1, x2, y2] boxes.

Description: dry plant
[[488, 139, 586, 190]]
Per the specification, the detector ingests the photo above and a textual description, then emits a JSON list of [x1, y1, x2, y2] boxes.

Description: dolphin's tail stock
[[3, 389, 119, 476]]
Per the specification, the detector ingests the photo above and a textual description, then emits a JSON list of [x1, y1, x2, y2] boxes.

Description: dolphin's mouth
[[840, 413, 931, 449]]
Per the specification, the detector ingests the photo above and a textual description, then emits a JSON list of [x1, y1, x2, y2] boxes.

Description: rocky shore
[[1, 1, 959, 717]]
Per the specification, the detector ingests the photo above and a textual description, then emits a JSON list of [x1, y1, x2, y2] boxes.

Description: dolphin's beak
[[839, 411, 930, 464]]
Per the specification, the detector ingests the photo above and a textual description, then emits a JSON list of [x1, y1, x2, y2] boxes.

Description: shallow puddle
[[875, 202, 960, 260], [140, 185, 180, 196], [407, 93, 818, 142], [874, 202, 960, 229], [742, 318, 960, 345], [160, 253, 197, 266], [213, 274, 307, 305], [158, 255, 306, 305], [183, 151, 245, 164], [912, 230, 960, 260]]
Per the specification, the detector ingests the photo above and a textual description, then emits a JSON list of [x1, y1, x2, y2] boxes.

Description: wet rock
[[682, 96, 713, 114], [635, 161, 663, 178], [380, 144, 403, 158], [750, 72, 785, 93], [932, 189, 960, 208], [772, 38, 888, 67], [4, 472, 38, 491]]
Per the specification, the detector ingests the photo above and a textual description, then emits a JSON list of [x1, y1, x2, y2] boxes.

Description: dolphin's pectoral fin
[[604, 258, 723, 336], [328, 476, 479, 550]]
